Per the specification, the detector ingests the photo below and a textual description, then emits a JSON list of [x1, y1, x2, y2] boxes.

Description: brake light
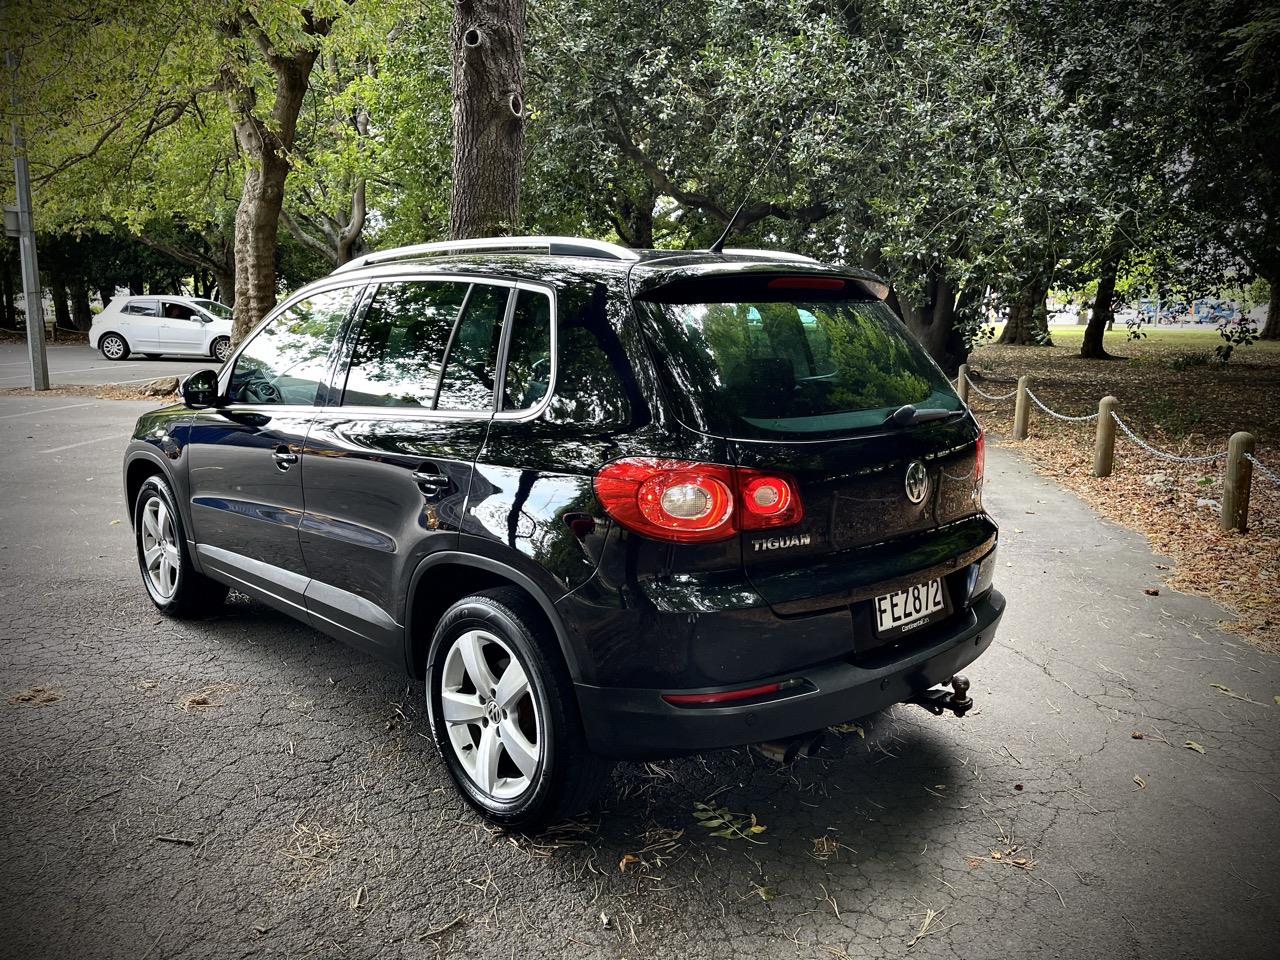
[[594, 458, 803, 543], [974, 430, 985, 481], [738, 469, 804, 529], [766, 275, 846, 291]]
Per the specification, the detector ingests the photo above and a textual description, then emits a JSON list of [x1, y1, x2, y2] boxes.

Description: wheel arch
[[405, 552, 589, 684]]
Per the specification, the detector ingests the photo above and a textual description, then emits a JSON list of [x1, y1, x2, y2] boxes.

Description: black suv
[[123, 237, 1004, 828]]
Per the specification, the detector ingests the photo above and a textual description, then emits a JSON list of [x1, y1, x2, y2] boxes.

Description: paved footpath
[[1, 394, 1277, 960]]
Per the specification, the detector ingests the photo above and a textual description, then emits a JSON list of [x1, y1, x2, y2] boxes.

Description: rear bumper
[[575, 589, 1004, 759]]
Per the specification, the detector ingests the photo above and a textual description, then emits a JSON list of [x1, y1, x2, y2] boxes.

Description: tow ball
[[909, 675, 973, 718]]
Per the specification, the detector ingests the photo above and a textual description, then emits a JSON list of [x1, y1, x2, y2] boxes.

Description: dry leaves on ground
[[967, 339, 1279, 651]]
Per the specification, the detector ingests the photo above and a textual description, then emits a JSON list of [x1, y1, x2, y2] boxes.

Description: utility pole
[[6, 45, 50, 391]]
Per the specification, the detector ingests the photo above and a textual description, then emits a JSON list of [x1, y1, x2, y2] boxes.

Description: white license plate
[[874, 579, 945, 634]]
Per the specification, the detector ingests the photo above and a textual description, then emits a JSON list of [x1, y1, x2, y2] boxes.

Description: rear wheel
[[133, 475, 227, 618], [99, 333, 129, 360], [426, 588, 610, 830], [211, 337, 231, 363]]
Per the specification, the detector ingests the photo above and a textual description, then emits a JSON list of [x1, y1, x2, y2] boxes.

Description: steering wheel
[[238, 369, 283, 404]]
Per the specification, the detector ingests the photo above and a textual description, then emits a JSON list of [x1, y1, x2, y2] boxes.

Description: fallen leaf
[[618, 853, 640, 873], [1144, 588, 1160, 596], [599, 911, 611, 929], [109, 519, 122, 525], [990, 850, 1003, 860], [1014, 783, 1024, 791], [1133, 775, 1147, 790], [1131, 731, 1145, 739], [830, 721, 865, 738], [1185, 740, 1206, 754], [1209, 683, 1265, 705], [752, 884, 777, 902]]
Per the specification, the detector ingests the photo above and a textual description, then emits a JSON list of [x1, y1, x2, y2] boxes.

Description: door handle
[[272, 445, 299, 471]]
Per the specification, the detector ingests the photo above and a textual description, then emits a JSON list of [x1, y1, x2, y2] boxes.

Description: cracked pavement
[[1, 395, 1277, 959]]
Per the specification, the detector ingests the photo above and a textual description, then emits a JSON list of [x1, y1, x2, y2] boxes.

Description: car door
[[186, 284, 362, 617], [121, 299, 162, 351], [158, 301, 208, 355], [299, 277, 509, 660]]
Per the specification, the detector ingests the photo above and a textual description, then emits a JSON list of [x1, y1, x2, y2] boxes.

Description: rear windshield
[[639, 287, 960, 439]]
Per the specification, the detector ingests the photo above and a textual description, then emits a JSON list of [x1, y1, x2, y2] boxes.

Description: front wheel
[[99, 333, 129, 360], [133, 475, 228, 618], [211, 337, 231, 363], [426, 588, 611, 830]]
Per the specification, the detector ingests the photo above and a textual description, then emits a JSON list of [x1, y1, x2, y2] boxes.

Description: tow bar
[[909, 675, 973, 718]]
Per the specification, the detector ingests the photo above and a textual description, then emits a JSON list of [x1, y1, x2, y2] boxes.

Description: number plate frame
[[872, 578, 951, 639]]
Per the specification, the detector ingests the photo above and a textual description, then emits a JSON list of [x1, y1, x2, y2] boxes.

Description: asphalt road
[[0, 341, 215, 389], [1, 395, 1277, 960]]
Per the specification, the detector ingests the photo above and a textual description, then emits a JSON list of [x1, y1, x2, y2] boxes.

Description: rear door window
[[436, 283, 508, 411], [123, 300, 160, 316], [639, 277, 959, 438], [227, 287, 359, 405], [340, 281, 469, 407]]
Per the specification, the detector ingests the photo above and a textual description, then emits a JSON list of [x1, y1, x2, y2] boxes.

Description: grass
[[987, 323, 1280, 353]]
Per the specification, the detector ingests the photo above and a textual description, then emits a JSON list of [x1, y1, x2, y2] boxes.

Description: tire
[[211, 337, 231, 363], [133, 475, 228, 618], [99, 333, 129, 360], [426, 587, 611, 830]]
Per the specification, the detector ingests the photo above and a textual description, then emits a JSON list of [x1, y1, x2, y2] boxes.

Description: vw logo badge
[[904, 461, 929, 504]]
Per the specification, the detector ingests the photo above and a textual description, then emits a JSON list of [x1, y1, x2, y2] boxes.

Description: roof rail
[[333, 235, 640, 273], [719, 248, 821, 264]]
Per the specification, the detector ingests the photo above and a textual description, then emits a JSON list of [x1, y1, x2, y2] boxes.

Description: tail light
[[974, 429, 986, 481], [594, 458, 803, 543]]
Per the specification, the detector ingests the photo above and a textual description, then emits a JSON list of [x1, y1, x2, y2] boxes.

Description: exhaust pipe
[[751, 730, 828, 763]]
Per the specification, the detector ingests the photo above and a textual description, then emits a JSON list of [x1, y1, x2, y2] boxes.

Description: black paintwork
[[123, 248, 1004, 757]]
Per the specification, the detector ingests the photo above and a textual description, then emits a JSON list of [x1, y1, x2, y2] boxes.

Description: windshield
[[639, 294, 961, 439], [193, 299, 233, 320]]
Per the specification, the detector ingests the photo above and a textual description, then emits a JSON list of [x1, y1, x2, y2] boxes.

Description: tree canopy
[[2, 0, 1276, 358]]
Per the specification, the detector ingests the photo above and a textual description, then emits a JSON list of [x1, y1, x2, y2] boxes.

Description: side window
[[227, 286, 358, 406], [124, 300, 159, 316], [546, 282, 632, 425], [162, 301, 197, 320], [340, 281, 468, 407], [501, 289, 552, 411], [436, 283, 508, 411]]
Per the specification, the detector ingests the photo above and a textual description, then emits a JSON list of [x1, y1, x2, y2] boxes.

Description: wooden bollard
[[1012, 376, 1031, 440], [1092, 396, 1118, 477], [1220, 431, 1256, 533], [957, 363, 969, 405]]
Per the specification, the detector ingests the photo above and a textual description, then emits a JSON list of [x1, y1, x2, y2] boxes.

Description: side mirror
[[181, 369, 221, 409]]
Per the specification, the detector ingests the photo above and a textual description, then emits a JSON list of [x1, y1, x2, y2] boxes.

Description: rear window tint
[[639, 290, 959, 438]]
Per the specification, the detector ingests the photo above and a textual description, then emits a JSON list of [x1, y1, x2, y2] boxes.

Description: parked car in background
[[121, 237, 1003, 828], [91, 295, 234, 362]]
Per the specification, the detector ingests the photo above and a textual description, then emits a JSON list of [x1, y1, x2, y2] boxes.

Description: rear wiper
[[883, 404, 957, 428]]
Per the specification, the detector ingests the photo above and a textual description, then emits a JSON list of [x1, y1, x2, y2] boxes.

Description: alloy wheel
[[214, 339, 231, 362], [140, 496, 180, 600], [440, 629, 541, 800], [102, 336, 124, 359]]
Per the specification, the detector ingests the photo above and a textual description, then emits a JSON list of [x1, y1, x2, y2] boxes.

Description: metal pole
[[7, 46, 49, 391]]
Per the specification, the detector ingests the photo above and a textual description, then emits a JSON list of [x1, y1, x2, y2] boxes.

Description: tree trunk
[[230, 153, 290, 343], [1261, 281, 1279, 340], [899, 273, 970, 374], [220, 11, 330, 342], [98, 285, 114, 309], [69, 277, 93, 331], [449, 0, 527, 239], [998, 274, 1052, 345], [49, 276, 72, 330], [1081, 251, 1121, 358], [213, 264, 236, 308]]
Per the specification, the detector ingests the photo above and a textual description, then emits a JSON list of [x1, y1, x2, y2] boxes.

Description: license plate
[[874, 579, 946, 636]]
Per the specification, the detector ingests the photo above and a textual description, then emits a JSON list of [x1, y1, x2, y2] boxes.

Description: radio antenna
[[708, 129, 791, 254]]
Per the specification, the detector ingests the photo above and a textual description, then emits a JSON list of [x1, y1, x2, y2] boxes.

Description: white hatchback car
[[90, 295, 234, 362]]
